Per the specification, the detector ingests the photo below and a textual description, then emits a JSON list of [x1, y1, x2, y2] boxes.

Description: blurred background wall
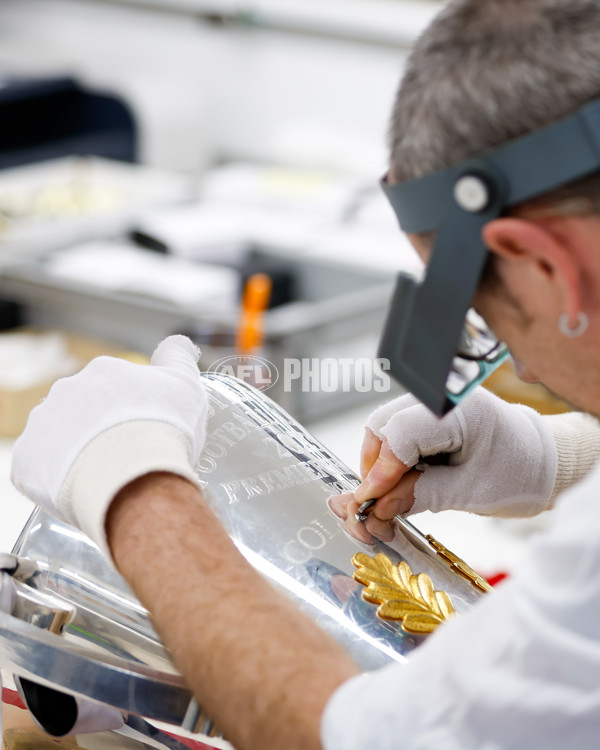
[[0, 0, 440, 176]]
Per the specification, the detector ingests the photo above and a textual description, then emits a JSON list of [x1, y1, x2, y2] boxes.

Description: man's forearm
[[106, 473, 359, 750]]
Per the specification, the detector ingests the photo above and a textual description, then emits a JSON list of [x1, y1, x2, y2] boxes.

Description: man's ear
[[482, 217, 582, 326]]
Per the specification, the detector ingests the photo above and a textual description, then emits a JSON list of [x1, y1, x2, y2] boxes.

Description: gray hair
[[390, 0, 600, 189]]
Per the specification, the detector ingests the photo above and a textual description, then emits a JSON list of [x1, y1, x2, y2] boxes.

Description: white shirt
[[322, 460, 600, 749]]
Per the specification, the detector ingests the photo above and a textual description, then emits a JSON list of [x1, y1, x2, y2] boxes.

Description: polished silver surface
[[196, 373, 483, 668], [10, 515, 200, 730], [12, 579, 76, 634], [6, 372, 487, 735], [0, 609, 194, 724]]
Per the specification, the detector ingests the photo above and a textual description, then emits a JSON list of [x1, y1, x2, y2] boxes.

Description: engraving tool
[[355, 498, 378, 522]]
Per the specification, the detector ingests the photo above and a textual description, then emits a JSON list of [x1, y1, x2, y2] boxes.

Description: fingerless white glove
[[367, 387, 558, 518], [11, 335, 207, 557]]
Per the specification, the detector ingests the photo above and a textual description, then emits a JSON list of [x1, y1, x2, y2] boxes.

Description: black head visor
[[379, 96, 600, 416]]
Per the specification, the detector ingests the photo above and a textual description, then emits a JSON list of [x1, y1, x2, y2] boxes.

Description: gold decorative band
[[425, 534, 493, 593]]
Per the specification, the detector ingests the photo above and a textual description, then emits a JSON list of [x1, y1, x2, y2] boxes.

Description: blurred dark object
[[0, 299, 24, 331], [129, 229, 169, 254], [0, 76, 137, 169], [240, 250, 296, 308]]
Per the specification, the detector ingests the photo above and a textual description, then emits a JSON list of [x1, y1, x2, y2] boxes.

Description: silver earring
[[558, 311, 588, 338]]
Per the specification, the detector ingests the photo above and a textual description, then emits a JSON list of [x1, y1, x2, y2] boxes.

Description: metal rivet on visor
[[453, 175, 490, 212]]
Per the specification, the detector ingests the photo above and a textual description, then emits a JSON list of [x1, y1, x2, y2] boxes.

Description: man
[[9, 0, 600, 748]]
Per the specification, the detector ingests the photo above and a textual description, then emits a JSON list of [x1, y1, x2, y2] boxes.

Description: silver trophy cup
[[2, 373, 489, 742]]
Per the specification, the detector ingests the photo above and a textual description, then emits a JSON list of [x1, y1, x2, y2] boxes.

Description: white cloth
[[366, 388, 559, 517], [11, 335, 208, 557], [322, 460, 600, 750]]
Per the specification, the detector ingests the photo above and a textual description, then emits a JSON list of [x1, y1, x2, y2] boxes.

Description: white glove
[[364, 387, 558, 518], [11, 335, 207, 558]]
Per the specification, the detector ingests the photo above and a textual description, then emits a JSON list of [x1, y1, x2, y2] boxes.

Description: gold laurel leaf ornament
[[351, 552, 456, 634]]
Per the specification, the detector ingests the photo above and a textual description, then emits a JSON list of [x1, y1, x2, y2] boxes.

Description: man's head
[[385, 0, 600, 414], [389, 0, 600, 183]]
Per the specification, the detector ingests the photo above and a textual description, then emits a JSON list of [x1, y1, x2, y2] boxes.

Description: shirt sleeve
[[322, 462, 600, 750], [544, 412, 600, 502]]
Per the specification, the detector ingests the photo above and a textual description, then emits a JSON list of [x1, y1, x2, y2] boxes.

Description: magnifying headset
[[378, 96, 600, 416]]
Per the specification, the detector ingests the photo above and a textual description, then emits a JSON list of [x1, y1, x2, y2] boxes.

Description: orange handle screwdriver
[[236, 273, 272, 355]]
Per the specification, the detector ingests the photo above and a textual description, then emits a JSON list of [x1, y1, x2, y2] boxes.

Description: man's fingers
[[354, 439, 410, 504], [151, 335, 201, 375], [343, 499, 377, 545], [360, 429, 382, 480], [363, 515, 395, 542], [367, 469, 421, 521], [328, 493, 354, 519], [327, 494, 376, 544], [328, 456, 420, 545]]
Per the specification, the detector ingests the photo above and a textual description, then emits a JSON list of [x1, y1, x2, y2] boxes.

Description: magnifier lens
[[446, 358, 482, 396], [456, 309, 502, 361], [446, 309, 508, 398]]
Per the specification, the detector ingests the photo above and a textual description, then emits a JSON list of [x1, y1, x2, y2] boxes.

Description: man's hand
[[329, 388, 559, 543], [11, 335, 207, 557], [329, 435, 421, 544]]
